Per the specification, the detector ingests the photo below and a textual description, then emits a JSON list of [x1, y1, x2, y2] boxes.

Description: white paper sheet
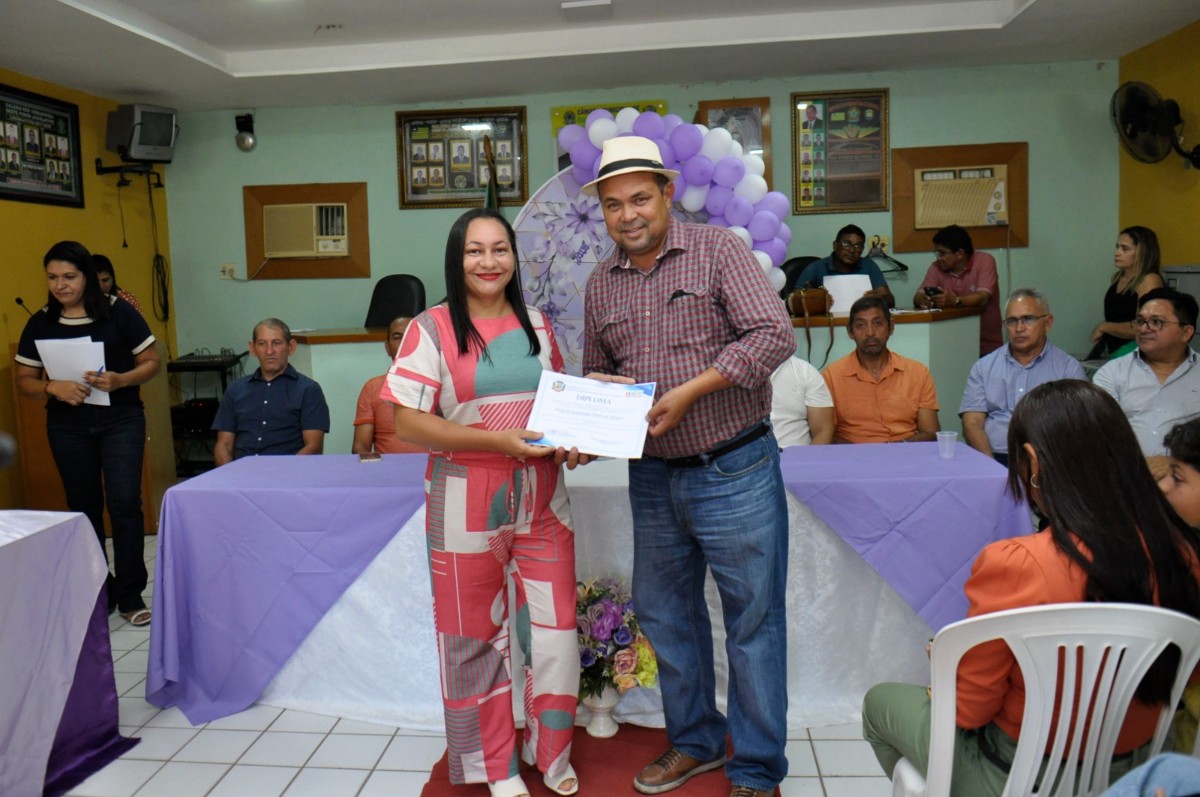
[[823, 274, 873, 315], [34, 338, 110, 406], [526, 371, 655, 459]]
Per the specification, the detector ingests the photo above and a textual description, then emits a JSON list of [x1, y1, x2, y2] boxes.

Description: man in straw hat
[[581, 136, 795, 797]]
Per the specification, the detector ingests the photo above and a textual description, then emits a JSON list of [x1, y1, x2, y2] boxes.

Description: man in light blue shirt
[[960, 288, 1086, 465], [1094, 288, 1200, 456]]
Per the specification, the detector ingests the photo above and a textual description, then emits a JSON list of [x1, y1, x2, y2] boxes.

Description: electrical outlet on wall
[[219, 264, 236, 280]]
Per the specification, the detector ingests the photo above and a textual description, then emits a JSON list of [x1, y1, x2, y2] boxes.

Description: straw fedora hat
[[581, 136, 680, 195]]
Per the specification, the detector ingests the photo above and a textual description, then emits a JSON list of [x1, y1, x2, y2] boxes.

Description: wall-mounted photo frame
[[790, 88, 889, 215], [0, 83, 84, 209], [396, 107, 527, 209], [695, 97, 772, 190]]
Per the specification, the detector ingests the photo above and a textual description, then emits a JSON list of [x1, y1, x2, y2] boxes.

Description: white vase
[[582, 685, 620, 738]]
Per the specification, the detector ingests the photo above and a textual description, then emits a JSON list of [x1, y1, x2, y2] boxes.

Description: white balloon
[[729, 139, 744, 159], [615, 106, 640, 134], [680, 183, 710, 213], [753, 250, 773, 272], [694, 123, 709, 136], [699, 127, 734, 161], [741, 154, 765, 177], [767, 268, 787, 292], [728, 225, 753, 249], [733, 173, 769, 204], [587, 118, 619, 148]]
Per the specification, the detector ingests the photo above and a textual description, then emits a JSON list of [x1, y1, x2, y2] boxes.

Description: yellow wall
[[0, 68, 175, 508], [1119, 21, 1200, 264]]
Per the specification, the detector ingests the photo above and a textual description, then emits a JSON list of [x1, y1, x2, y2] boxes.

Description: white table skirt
[[259, 461, 930, 732], [0, 511, 107, 796]]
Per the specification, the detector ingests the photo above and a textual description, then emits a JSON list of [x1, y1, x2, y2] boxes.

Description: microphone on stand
[[15, 297, 33, 316]]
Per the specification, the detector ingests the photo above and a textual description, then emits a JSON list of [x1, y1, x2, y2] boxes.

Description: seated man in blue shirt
[[959, 288, 1086, 465], [212, 318, 330, 465], [795, 223, 894, 308]]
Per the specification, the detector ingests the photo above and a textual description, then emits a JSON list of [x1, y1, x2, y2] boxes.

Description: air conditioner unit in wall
[[262, 202, 348, 258]]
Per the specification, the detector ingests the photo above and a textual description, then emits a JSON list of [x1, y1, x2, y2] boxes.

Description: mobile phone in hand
[[924, 286, 943, 297]]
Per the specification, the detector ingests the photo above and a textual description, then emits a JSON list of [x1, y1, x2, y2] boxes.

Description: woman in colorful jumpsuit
[[383, 208, 580, 797]]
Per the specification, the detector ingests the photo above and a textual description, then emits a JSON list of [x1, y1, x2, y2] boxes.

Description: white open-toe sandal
[[487, 773, 530, 797], [544, 763, 579, 796]]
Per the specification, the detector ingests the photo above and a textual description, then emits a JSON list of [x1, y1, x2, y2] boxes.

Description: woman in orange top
[[863, 380, 1200, 796]]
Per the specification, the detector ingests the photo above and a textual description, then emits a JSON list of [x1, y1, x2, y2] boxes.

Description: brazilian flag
[[482, 136, 500, 211]]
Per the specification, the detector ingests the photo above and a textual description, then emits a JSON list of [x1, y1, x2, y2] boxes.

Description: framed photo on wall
[[0, 83, 84, 208], [790, 88, 888, 215], [395, 107, 528, 209], [695, 97, 772, 189]]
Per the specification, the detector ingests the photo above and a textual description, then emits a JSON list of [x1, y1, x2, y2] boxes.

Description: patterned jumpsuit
[[383, 305, 578, 785]]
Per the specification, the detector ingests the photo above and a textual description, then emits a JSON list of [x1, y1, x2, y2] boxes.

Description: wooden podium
[[9, 342, 175, 533]]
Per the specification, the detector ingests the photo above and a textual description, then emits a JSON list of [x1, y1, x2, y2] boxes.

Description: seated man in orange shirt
[[822, 296, 940, 443], [352, 316, 425, 454]]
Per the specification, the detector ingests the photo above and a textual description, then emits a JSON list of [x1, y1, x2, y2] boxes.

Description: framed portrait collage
[[395, 107, 527, 209], [790, 89, 889, 215], [0, 83, 84, 208]]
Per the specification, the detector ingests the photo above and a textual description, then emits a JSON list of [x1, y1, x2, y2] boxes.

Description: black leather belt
[[657, 423, 770, 468]]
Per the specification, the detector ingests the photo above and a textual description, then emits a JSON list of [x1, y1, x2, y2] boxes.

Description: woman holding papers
[[863, 380, 1200, 795], [13, 241, 160, 627], [382, 208, 580, 797]]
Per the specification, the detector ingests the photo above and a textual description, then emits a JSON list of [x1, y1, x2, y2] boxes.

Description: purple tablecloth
[[780, 441, 1031, 630], [146, 455, 428, 723], [0, 510, 135, 797]]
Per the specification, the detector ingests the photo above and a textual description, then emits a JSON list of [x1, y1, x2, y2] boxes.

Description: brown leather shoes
[[729, 787, 772, 797], [633, 747, 727, 794]]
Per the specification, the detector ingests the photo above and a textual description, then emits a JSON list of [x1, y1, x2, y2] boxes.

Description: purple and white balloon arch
[[516, 107, 792, 374]]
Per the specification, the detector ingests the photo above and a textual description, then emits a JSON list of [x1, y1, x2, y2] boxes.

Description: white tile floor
[[68, 539, 892, 797]]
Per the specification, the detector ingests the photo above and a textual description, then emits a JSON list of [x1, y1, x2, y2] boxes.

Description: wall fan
[[1111, 81, 1200, 168]]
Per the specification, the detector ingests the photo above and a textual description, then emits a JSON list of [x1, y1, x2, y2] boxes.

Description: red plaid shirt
[[583, 220, 795, 458]]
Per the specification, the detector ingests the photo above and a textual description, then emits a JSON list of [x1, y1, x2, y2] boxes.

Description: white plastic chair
[[892, 603, 1200, 797]]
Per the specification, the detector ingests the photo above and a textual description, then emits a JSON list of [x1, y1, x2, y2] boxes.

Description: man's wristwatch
[[954, 296, 963, 308]]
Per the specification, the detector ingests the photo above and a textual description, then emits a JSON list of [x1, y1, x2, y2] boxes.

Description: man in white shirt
[[1094, 288, 1199, 456], [769, 357, 834, 446]]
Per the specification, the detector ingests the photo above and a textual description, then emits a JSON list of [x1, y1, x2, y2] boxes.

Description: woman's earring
[[1030, 473, 1041, 489]]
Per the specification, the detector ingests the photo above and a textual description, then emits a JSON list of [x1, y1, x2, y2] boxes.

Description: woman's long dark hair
[[1007, 380, 1200, 704], [44, 240, 111, 322], [443, 208, 540, 360]]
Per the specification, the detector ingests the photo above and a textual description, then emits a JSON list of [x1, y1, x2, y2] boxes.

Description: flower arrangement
[[576, 578, 658, 699]]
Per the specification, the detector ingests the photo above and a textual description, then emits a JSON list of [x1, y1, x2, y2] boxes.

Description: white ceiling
[[1, 0, 1197, 112]]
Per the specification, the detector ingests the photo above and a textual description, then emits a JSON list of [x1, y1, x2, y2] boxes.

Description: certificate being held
[[527, 371, 655, 459]]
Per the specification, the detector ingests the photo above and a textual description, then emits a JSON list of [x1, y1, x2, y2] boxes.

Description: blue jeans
[[628, 427, 789, 791], [47, 404, 148, 613]]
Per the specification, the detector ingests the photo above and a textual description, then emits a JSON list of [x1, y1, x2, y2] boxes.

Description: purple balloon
[[669, 123, 704, 161], [706, 214, 729, 228], [682, 155, 714, 186], [585, 108, 614, 127], [557, 124, 586, 154], [754, 191, 791, 220], [571, 164, 593, 186], [759, 237, 789, 267], [672, 172, 688, 197], [725, 196, 754, 227], [748, 211, 781, 243], [632, 112, 666, 140], [705, 185, 734, 216], [776, 221, 793, 245], [662, 114, 685, 134], [569, 139, 601, 170], [712, 156, 746, 188], [652, 139, 676, 170]]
